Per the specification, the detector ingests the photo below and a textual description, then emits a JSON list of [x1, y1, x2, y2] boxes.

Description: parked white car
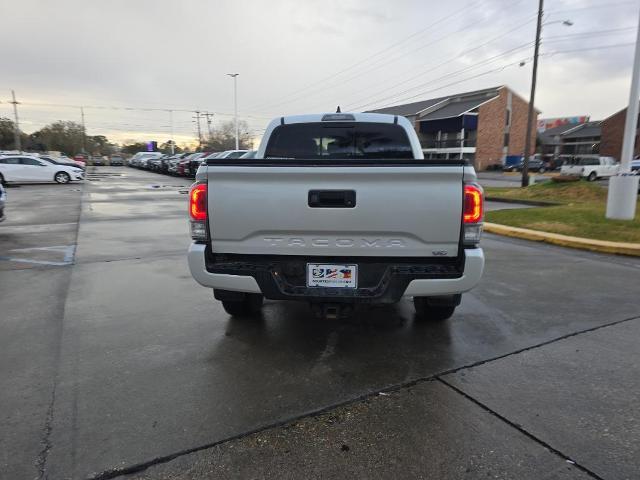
[[560, 156, 619, 181], [0, 154, 84, 184]]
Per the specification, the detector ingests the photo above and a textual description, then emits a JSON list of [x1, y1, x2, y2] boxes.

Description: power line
[[543, 26, 636, 41], [253, 5, 537, 114], [541, 42, 636, 56], [17, 100, 273, 120], [300, 10, 536, 111], [246, 0, 486, 113], [545, 1, 637, 15], [347, 27, 637, 113], [348, 40, 534, 111], [339, 17, 537, 111], [354, 42, 635, 113], [247, 0, 528, 114]]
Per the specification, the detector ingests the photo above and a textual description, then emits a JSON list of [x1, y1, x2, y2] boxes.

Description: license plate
[[307, 264, 357, 288]]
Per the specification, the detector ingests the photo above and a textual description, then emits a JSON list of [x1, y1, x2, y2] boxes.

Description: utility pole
[[606, 6, 640, 219], [80, 106, 87, 153], [168, 110, 175, 154], [227, 73, 239, 150], [193, 111, 203, 148], [521, 0, 543, 187], [9, 90, 21, 151], [203, 112, 214, 137]]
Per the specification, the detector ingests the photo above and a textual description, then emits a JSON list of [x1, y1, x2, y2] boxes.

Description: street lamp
[[521, 0, 572, 187], [227, 73, 239, 150]]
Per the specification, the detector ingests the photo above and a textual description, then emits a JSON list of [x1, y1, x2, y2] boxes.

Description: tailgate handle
[[308, 190, 356, 208]]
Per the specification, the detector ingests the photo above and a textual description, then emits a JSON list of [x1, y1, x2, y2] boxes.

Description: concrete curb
[[484, 222, 640, 257]]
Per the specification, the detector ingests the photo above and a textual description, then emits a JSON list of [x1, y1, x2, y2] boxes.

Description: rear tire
[[587, 171, 597, 182], [54, 172, 70, 184], [221, 293, 264, 317], [414, 295, 460, 321]]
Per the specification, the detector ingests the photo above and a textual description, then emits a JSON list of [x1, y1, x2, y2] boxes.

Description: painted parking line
[[0, 245, 76, 266]]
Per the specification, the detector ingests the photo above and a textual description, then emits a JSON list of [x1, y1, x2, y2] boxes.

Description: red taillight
[[189, 183, 207, 221], [463, 184, 483, 224]]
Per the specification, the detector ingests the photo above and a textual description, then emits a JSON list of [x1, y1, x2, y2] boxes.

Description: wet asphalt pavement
[[1, 167, 639, 480]]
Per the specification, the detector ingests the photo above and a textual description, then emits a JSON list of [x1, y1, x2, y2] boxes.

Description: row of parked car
[[127, 150, 256, 177]]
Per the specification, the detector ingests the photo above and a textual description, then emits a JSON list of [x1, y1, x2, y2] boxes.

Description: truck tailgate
[[207, 165, 464, 258]]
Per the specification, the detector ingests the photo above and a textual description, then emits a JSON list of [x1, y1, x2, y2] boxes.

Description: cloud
[[0, 0, 637, 143]]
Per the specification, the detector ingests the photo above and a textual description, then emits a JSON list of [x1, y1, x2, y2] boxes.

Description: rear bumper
[[188, 244, 484, 302]]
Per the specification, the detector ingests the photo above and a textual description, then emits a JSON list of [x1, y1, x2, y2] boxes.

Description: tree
[[0, 117, 26, 150], [27, 121, 117, 156], [31, 121, 85, 155], [87, 135, 116, 156], [202, 120, 253, 151], [121, 142, 150, 154], [159, 141, 182, 154]]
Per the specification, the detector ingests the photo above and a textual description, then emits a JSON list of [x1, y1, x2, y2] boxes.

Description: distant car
[[631, 159, 640, 172], [560, 156, 619, 181], [128, 152, 163, 168], [39, 154, 85, 170], [110, 154, 124, 166], [240, 150, 257, 159], [73, 154, 88, 167], [503, 156, 546, 173], [188, 152, 208, 176], [91, 155, 105, 166], [0, 154, 84, 184], [166, 153, 191, 175], [217, 149, 249, 159], [0, 182, 5, 222], [147, 155, 167, 172]]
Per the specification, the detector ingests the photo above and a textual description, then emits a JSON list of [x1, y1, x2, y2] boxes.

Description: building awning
[[419, 114, 478, 133]]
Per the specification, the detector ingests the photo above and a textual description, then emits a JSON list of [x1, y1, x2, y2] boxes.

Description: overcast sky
[[0, 0, 638, 146]]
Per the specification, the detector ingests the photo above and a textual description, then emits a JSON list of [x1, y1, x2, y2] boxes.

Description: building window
[[503, 133, 510, 147], [505, 109, 511, 127]]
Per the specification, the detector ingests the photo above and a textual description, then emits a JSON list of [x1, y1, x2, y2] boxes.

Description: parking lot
[[1, 167, 640, 479]]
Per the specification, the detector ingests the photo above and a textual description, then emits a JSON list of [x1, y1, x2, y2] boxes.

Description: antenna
[[336, 106, 341, 113]]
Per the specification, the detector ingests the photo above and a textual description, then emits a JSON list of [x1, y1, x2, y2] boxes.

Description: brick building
[[600, 106, 640, 160], [368, 86, 538, 170]]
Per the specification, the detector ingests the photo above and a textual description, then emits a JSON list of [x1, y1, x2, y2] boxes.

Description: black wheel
[[221, 293, 263, 317], [414, 295, 459, 321], [539, 166, 546, 173], [54, 172, 70, 184], [587, 171, 597, 182]]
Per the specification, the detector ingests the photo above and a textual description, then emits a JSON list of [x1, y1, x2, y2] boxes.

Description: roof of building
[[563, 121, 601, 139], [539, 121, 601, 143], [366, 86, 502, 118], [540, 123, 582, 138]]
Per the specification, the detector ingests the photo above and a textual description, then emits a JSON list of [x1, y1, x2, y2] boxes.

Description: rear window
[[265, 122, 414, 159]]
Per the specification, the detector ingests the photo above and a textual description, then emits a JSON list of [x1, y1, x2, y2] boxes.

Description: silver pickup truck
[[188, 113, 484, 320]]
